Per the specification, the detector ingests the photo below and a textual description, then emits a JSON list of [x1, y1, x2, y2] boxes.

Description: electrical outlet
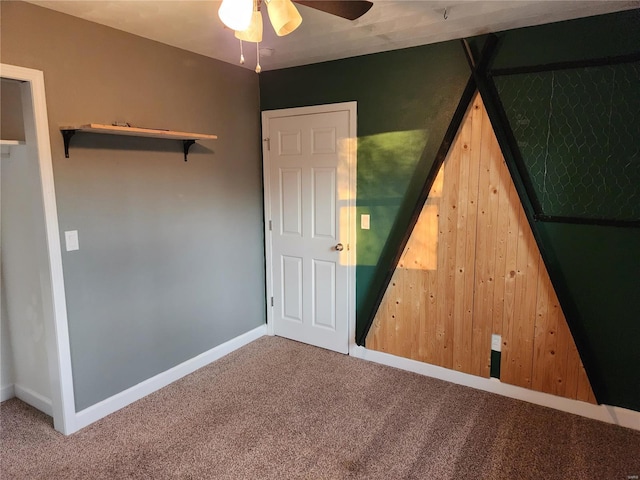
[[491, 334, 502, 352]]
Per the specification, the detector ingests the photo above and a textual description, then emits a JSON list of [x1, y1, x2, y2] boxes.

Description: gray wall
[[1, 143, 52, 409], [0, 266, 14, 398], [1, 1, 265, 410]]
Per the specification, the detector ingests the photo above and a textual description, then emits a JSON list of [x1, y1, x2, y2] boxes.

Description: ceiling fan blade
[[292, 1, 373, 21]]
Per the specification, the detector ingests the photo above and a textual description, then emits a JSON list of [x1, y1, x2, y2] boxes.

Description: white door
[[263, 103, 356, 354]]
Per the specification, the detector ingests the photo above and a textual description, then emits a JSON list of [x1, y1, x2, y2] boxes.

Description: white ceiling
[[27, 1, 639, 71]]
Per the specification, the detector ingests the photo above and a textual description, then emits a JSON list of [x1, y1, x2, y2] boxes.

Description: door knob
[[335, 243, 344, 251]]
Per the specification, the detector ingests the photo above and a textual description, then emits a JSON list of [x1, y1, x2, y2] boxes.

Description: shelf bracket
[[182, 140, 196, 162], [61, 129, 77, 158]]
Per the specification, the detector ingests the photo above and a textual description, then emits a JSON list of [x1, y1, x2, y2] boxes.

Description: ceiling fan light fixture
[[235, 10, 263, 42], [266, 0, 302, 36], [218, 0, 253, 31]]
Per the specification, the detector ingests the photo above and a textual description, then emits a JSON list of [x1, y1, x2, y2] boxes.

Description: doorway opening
[[0, 64, 75, 434]]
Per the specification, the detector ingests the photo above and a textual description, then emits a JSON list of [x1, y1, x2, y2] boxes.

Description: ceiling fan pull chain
[[240, 39, 245, 65], [256, 41, 262, 73]]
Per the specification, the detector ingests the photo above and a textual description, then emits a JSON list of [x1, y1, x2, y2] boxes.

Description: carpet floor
[[1, 336, 639, 479]]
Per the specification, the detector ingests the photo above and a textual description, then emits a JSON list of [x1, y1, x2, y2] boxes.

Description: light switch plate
[[65, 230, 79, 251], [361, 214, 370, 230]]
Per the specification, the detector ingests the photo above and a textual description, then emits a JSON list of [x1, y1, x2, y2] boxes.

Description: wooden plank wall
[[366, 93, 595, 403]]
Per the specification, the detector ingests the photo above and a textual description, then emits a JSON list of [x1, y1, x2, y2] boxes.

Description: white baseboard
[[73, 325, 267, 433], [1, 383, 16, 402], [350, 346, 640, 432], [14, 384, 53, 417]]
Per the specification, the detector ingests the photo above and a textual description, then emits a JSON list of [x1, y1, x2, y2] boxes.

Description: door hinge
[[269, 220, 272, 231], [263, 137, 270, 151], [270, 296, 274, 307]]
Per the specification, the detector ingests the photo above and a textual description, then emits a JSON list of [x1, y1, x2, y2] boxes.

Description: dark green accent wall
[[492, 9, 640, 69], [537, 222, 640, 410], [491, 10, 640, 411], [261, 10, 640, 412], [260, 42, 470, 342]]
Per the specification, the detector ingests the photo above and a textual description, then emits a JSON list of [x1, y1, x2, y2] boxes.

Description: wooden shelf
[[0, 139, 26, 146], [60, 124, 217, 161]]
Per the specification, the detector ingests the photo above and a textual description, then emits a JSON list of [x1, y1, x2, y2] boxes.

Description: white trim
[[261, 102, 358, 350], [261, 115, 275, 337], [14, 384, 53, 417], [1, 384, 16, 402], [351, 346, 640, 431], [346, 106, 358, 355], [73, 325, 267, 432], [0, 64, 76, 434]]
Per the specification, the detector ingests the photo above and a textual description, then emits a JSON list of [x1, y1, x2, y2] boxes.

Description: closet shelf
[[0, 139, 26, 145], [60, 124, 218, 161]]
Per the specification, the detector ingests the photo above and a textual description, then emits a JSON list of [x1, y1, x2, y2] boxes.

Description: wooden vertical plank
[[531, 272, 548, 392], [415, 269, 428, 363], [396, 233, 415, 359], [419, 204, 440, 363], [388, 272, 405, 357], [435, 123, 463, 370], [424, 264, 439, 366], [392, 266, 407, 357], [509, 208, 540, 389], [577, 362, 597, 403], [368, 290, 386, 353], [366, 317, 379, 351], [531, 272, 554, 393], [400, 225, 418, 361], [500, 183, 524, 386], [370, 271, 400, 355], [471, 95, 501, 378], [459, 102, 481, 374], [452, 104, 477, 373], [471, 97, 490, 374], [424, 163, 445, 365], [403, 268, 422, 360], [585, 381, 597, 405], [543, 267, 569, 397], [492, 149, 513, 341], [564, 341, 581, 400], [367, 295, 384, 352], [551, 301, 572, 398], [481, 118, 503, 377], [452, 120, 470, 372]]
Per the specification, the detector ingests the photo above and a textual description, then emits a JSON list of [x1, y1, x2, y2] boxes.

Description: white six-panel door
[[262, 103, 356, 354]]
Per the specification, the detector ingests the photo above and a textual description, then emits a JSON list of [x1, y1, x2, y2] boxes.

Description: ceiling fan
[[219, 0, 373, 71], [291, 1, 373, 21]]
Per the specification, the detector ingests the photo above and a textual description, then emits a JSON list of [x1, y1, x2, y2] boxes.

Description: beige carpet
[[1, 336, 639, 479]]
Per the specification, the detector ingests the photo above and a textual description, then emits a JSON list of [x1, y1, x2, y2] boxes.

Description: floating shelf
[[60, 124, 218, 161]]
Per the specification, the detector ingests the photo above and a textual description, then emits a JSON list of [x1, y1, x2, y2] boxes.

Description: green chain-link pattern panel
[[495, 62, 640, 222]]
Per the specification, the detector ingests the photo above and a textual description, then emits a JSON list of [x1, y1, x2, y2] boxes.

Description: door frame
[[1, 63, 75, 434], [262, 102, 357, 353]]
